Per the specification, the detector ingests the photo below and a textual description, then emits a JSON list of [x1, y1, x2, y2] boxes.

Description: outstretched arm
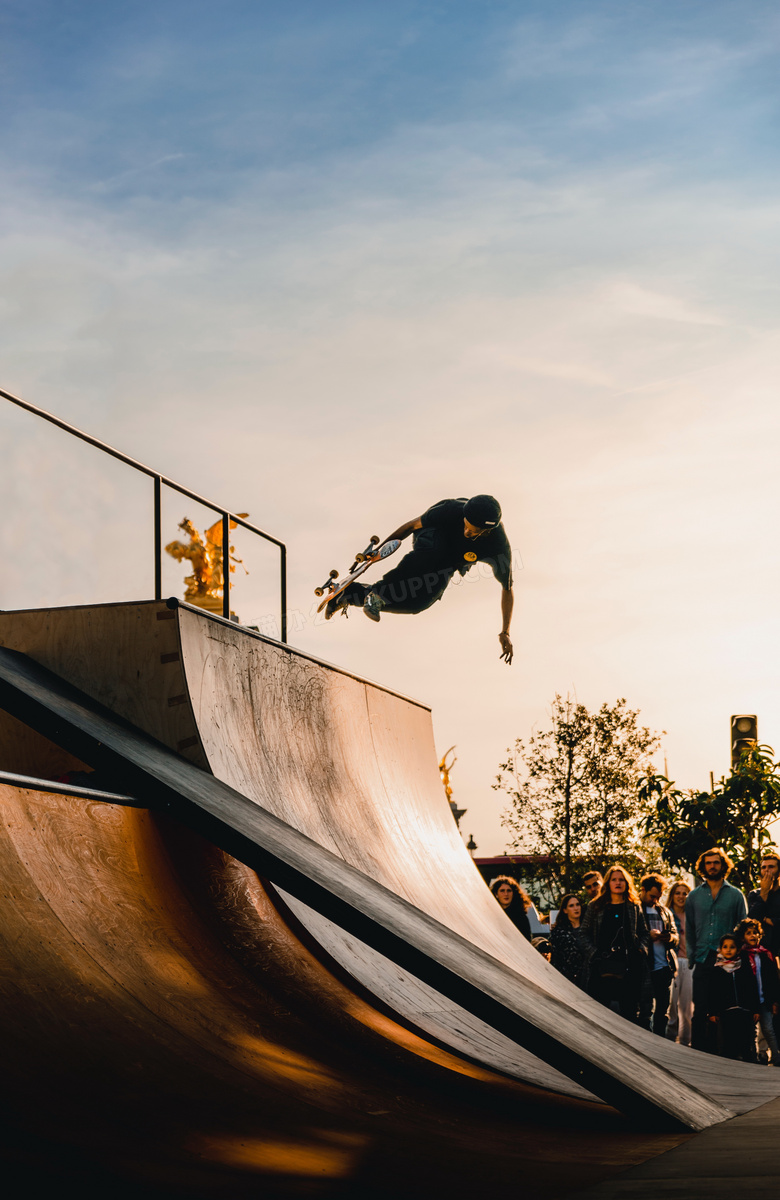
[[385, 516, 422, 543], [499, 586, 514, 665]]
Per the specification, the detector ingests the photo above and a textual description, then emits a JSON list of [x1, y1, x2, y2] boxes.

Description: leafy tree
[[494, 695, 664, 892], [642, 744, 780, 890]]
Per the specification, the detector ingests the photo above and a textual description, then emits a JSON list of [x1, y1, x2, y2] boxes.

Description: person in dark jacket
[[550, 893, 593, 990], [748, 851, 780, 960], [706, 933, 759, 1061], [736, 917, 780, 1065], [581, 865, 650, 1022], [490, 875, 532, 940], [748, 851, 780, 1056], [638, 874, 679, 1037]]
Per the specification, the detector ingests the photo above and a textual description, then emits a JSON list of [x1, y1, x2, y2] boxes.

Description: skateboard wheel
[[370, 535, 379, 544], [354, 553, 364, 563], [314, 587, 324, 597], [329, 568, 338, 578]]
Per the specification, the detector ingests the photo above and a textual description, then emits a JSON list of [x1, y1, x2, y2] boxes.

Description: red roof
[[474, 854, 556, 866]]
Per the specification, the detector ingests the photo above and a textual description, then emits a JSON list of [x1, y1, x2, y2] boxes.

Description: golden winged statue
[[165, 514, 248, 616]]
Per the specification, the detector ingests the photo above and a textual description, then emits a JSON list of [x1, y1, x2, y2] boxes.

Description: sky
[[2, 0, 780, 854]]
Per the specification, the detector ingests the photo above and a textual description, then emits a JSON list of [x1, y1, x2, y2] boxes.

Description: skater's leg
[[368, 548, 454, 615]]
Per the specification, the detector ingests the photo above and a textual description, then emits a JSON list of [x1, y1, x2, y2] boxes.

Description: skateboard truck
[[353, 536, 380, 567], [314, 569, 339, 598]]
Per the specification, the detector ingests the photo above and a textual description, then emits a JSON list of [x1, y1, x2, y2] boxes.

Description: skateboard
[[315, 536, 401, 616]]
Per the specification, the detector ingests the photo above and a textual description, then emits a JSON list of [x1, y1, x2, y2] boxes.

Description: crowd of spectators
[[489, 848, 780, 1064]]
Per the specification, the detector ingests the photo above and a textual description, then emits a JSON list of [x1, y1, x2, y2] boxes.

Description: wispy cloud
[[2, 2, 780, 852], [93, 152, 188, 190], [605, 282, 727, 326]]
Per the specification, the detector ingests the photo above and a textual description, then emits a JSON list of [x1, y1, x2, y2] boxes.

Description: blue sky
[[5, 2, 780, 204], [2, 1, 780, 852]]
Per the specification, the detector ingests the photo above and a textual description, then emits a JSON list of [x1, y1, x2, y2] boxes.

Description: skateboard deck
[[315, 537, 401, 615]]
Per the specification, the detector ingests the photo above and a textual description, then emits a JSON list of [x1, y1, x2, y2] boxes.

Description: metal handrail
[[2, 387, 287, 640]]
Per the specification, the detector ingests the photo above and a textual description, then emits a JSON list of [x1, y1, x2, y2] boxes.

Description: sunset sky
[[2, 1, 779, 853]]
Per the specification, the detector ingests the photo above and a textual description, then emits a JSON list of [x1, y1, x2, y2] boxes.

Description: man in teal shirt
[[685, 847, 747, 1051]]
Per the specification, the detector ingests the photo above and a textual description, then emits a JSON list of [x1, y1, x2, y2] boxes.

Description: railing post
[[154, 477, 162, 600], [280, 544, 288, 643], [222, 513, 230, 620]]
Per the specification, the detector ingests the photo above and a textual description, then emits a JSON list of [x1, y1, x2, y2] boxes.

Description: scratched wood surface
[[0, 782, 684, 1198], [0, 641, 720, 1131], [0, 601, 587, 1101], [1, 601, 779, 1132], [174, 605, 780, 1121], [0, 601, 207, 766]]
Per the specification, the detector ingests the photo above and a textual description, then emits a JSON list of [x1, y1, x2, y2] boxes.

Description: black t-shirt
[[416, 498, 513, 589], [597, 903, 628, 954]]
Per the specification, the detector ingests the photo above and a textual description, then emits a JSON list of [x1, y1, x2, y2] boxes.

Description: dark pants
[[718, 1008, 757, 1062], [347, 548, 455, 615], [692, 958, 717, 1052], [639, 965, 674, 1036], [590, 971, 642, 1023]]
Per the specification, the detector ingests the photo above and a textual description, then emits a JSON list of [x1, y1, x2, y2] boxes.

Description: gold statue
[[439, 746, 457, 802], [165, 514, 248, 616], [439, 746, 467, 827]]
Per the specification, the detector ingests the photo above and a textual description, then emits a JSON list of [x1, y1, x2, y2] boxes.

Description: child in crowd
[[735, 917, 780, 1066], [706, 933, 759, 1062]]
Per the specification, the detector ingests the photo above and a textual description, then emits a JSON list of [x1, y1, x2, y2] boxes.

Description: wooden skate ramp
[[1, 600, 779, 1157], [0, 775, 693, 1198]]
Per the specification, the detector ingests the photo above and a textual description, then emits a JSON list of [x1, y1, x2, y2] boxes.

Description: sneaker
[[363, 591, 386, 622], [325, 591, 350, 621]]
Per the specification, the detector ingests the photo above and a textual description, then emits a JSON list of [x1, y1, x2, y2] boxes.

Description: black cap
[[464, 494, 501, 528]]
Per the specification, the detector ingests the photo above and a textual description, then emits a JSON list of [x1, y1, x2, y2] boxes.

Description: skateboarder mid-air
[[326, 495, 514, 664]]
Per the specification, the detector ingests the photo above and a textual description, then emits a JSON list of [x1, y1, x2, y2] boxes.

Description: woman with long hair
[[665, 879, 693, 1045], [581, 865, 649, 1022], [550, 893, 592, 989], [490, 875, 532, 941]]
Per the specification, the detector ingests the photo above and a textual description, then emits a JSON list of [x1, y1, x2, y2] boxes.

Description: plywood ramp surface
[[2, 600, 779, 1131], [0, 781, 680, 1198]]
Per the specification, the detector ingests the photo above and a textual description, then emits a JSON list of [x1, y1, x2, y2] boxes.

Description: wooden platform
[[1, 600, 779, 1191], [2, 779, 687, 1199]]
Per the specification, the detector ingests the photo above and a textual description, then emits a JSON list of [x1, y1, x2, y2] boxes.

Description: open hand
[[498, 632, 513, 665]]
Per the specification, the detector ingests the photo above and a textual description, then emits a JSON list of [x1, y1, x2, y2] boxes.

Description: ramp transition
[[1, 600, 779, 1190]]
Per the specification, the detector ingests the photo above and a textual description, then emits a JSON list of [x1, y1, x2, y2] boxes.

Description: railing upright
[[280, 544, 288, 644], [222, 512, 230, 620], [153, 476, 162, 601]]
